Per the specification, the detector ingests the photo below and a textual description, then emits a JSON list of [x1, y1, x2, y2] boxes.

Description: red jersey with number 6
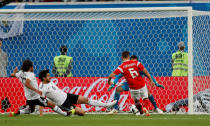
[[113, 60, 145, 90]]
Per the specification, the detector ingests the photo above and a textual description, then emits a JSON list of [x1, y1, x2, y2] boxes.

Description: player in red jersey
[[108, 51, 155, 116]]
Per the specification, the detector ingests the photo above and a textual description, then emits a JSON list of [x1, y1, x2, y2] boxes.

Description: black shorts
[[60, 93, 79, 111], [26, 97, 48, 107]]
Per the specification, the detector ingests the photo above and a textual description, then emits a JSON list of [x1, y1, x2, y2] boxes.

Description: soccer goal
[[0, 7, 209, 114]]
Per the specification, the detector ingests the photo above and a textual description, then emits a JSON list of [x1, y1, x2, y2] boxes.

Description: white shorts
[[130, 85, 148, 100]]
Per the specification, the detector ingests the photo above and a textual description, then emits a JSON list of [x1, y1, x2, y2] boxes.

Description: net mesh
[[0, 9, 209, 114]]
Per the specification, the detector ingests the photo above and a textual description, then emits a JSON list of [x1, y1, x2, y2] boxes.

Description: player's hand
[[108, 84, 115, 91], [150, 80, 155, 87], [37, 90, 42, 96], [156, 84, 165, 89], [13, 67, 18, 73]]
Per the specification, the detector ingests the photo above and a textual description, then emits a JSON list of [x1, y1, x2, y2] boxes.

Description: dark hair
[[130, 55, 138, 60], [122, 51, 130, 59], [39, 69, 49, 81], [60, 45, 67, 53], [21, 60, 33, 72]]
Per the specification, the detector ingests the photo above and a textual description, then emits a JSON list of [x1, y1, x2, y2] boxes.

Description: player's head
[[122, 51, 130, 60], [39, 69, 50, 83], [130, 55, 138, 61], [60, 45, 68, 55], [21, 60, 33, 72], [178, 41, 185, 51]]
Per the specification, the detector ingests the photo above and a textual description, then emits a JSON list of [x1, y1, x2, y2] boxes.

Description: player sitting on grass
[[108, 55, 164, 114], [38, 69, 117, 116], [108, 51, 155, 116], [10, 60, 71, 117]]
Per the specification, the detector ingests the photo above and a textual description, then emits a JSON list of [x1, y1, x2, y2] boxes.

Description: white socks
[[53, 105, 67, 116], [88, 99, 110, 107]]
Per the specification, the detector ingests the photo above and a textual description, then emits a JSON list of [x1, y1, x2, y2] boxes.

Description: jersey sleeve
[[25, 73, 33, 80], [113, 66, 123, 75], [113, 73, 123, 84], [39, 84, 47, 97], [15, 71, 23, 78], [137, 62, 144, 71], [139, 71, 146, 77]]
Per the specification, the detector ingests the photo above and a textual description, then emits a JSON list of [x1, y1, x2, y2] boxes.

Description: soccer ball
[[130, 105, 138, 114]]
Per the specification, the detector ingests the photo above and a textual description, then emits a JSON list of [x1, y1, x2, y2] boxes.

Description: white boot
[[155, 108, 163, 114], [108, 109, 118, 115]]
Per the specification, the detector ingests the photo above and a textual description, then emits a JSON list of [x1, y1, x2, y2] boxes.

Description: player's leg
[[46, 98, 70, 116], [74, 106, 85, 116], [111, 82, 129, 111], [140, 86, 150, 116], [109, 82, 130, 114], [148, 90, 163, 113], [13, 97, 70, 116], [76, 95, 116, 107], [130, 89, 144, 116], [113, 86, 124, 110], [10, 101, 36, 116], [134, 99, 143, 115]]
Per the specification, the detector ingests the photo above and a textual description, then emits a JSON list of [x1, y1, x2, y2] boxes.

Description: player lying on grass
[[166, 88, 210, 113], [38, 69, 117, 116], [108, 55, 164, 114], [10, 60, 71, 117], [108, 51, 155, 116]]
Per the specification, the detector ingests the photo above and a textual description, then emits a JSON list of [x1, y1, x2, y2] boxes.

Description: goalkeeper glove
[[108, 83, 116, 91], [154, 81, 165, 89]]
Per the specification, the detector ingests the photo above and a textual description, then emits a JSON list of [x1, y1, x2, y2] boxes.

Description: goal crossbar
[[0, 7, 192, 14]]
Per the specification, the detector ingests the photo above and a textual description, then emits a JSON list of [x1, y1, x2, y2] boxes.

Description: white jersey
[[16, 70, 40, 100], [193, 88, 210, 113], [39, 82, 67, 106]]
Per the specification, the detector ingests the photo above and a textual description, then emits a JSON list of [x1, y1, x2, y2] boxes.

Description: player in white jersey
[[9, 60, 71, 117], [166, 88, 210, 113], [38, 69, 117, 116]]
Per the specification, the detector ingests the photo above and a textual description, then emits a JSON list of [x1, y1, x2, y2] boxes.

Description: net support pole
[[187, 7, 193, 114]]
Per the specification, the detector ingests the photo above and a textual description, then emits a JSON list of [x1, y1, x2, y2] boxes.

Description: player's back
[[118, 60, 145, 90], [16, 71, 40, 100], [39, 82, 67, 106]]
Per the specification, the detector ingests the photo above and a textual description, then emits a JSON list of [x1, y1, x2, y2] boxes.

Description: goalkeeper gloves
[[154, 80, 165, 89], [108, 83, 116, 91]]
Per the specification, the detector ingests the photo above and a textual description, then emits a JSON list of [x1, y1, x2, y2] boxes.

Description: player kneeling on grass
[[10, 60, 71, 117], [38, 69, 117, 116]]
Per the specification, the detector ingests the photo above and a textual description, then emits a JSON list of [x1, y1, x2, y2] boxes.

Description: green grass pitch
[[1, 114, 210, 126]]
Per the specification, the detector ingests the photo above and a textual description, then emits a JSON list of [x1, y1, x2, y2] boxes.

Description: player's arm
[[142, 68, 155, 87], [25, 79, 42, 96], [139, 71, 164, 88], [108, 74, 123, 91], [108, 73, 115, 85], [10, 67, 18, 77], [108, 67, 122, 85], [137, 62, 155, 87]]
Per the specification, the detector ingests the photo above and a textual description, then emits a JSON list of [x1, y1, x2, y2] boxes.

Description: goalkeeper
[[108, 55, 164, 114]]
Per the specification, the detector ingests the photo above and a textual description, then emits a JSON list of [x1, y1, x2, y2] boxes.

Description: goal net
[[0, 7, 209, 114]]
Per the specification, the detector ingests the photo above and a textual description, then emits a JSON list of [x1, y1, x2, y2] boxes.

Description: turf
[[1, 114, 210, 126]]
